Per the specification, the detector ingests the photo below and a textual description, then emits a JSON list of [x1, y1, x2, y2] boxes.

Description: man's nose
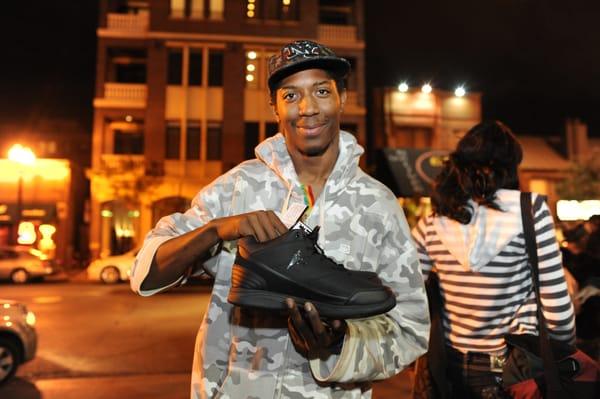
[[299, 95, 318, 116]]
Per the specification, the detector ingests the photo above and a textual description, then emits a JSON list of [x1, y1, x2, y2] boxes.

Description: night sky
[[1, 1, 599, 137]]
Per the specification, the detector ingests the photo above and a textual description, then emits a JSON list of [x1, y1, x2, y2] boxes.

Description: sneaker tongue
[[307, 226, 320, 242]]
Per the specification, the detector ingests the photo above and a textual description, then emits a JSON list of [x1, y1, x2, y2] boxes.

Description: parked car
[[0, 299, 37, 384], [0, 246, 54, 284], [87, 249, 138, 284]]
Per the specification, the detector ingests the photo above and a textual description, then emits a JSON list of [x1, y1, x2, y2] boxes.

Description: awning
[[379, 148, 448, 197]]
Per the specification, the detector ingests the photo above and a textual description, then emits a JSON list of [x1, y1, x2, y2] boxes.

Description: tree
[[556, 155, 600, 200]]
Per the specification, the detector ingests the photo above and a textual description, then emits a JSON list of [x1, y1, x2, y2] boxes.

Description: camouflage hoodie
[[131, 131, 429, 398]]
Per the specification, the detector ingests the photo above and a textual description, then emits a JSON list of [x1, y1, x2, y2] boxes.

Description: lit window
[[190, 0, 204, 19], [209, 0, 224, 20], [170, 0, 185, 18]]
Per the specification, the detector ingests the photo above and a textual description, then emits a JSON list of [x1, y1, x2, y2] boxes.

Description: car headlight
[[26, 311, 36, 327]]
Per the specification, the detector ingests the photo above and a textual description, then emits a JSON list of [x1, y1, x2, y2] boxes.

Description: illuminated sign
[[556, 200, 600, 221], [383, 148, 449, 197], [22, 209, 47, 217], [18, 222, 37, 245]]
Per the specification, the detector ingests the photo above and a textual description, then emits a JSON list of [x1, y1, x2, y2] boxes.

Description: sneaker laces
[[303, 226, 351, 272]]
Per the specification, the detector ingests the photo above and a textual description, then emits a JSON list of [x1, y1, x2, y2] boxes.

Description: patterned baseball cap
[[268, 40, 351, 91]]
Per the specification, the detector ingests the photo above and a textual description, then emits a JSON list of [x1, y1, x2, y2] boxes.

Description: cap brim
[[268, 57, 350, 91]]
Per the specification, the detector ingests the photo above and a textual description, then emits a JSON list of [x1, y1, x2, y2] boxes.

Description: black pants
[[446, 347, 510, 399]]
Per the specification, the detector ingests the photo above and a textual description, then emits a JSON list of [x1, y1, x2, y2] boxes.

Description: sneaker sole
[[228, 287, 396, 319]]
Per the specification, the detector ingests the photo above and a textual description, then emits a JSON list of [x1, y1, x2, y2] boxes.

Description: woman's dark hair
[[431, 120, 523, 224]]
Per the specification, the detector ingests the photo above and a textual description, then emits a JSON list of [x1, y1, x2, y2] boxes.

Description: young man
[[131, 40, 429, 398]]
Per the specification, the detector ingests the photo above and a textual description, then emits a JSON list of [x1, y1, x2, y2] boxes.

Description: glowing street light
[[8, 144, 36, 166], [421, 83, 432, 94], [454, 86, 466, 97], [398, 82, 409, 92], [8, 144, 36, 244]]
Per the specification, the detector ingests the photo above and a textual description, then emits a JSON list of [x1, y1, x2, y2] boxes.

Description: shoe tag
[[291, 220, 312, 233], [280, 203, 309, 229]]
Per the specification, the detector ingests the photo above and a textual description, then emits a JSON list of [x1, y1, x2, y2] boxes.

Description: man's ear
[[270, 102, 279, 120], [339, 89, 347, 113]]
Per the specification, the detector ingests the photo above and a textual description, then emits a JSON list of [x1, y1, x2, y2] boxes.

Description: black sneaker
[[305, 227, 381, 285], [227, 226, 396, 319]]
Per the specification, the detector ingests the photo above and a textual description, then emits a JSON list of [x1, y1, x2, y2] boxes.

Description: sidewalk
[[0, 370, 413, 399]]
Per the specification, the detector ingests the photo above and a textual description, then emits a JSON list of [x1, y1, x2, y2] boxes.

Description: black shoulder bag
[[502, 192, 599, 398]]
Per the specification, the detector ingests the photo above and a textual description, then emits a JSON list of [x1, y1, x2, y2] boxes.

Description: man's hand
[[286, 298, 347, 360], [212, 210, 287, 242]]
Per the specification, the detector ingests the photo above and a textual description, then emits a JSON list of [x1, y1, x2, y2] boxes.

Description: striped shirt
[[412, 190, 575, 354]]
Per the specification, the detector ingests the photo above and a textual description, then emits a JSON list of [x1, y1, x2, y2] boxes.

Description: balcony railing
[[100, 154, 146, 174], [318, 24, 357, 43], [105, 83, 147, 101], [107, 13, 149, 33], [94, 83, 147, 109]]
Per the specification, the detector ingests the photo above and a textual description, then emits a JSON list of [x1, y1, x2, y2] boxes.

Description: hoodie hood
[[254, 130, 363, 201], [432, 189, 525, 271]]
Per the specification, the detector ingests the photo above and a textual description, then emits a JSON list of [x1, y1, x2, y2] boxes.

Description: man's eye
[[283, 92, 297, 101], [316, 88, 330, 96]]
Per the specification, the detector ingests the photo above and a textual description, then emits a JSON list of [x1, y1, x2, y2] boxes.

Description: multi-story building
[[91, 0, 366, 258]]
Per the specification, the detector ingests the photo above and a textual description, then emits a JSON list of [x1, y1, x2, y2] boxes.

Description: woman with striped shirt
[[411, 121, 575, 398]]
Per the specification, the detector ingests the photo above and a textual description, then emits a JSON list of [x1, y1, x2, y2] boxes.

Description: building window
[[108, 48, 147, 83], [341, 123, 357, 136], [114, 130, 144, 154], [186, 123, 201, 160], [207, 123, 222, 160], [189, 50, 203, 86], [171, 0, 224, 20], [190, 0, 204, 18], [167, 49, 183, 85], [170, 0, 185, 18], [244, 123, 259, 160], [266, 122, 279, 137], [209, 0, 225, 19], [208, 51, 224, 86], [165, 123, 180, 159], [319, 0, 354, 25]]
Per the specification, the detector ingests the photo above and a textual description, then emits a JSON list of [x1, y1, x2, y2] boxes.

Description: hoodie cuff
[[309, 320, 362, 382], [130, 236, 184, 296]]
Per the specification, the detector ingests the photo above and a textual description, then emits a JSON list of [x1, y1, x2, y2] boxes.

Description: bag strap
[[520, 192, 562, 398]]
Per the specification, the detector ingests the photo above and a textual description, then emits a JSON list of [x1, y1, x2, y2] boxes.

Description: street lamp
[[8, 144, 36, 244]]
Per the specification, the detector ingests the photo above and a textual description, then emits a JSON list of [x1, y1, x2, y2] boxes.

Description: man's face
[[272, 68, 346, 157]]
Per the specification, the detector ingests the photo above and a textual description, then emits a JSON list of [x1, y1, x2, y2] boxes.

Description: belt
[[446, 346, 506, 373]]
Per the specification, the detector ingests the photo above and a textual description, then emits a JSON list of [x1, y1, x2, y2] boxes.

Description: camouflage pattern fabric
[[132, 132, 430, 398]]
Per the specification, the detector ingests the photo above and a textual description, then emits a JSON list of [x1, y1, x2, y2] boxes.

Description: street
[[0, 280, 411, 398]]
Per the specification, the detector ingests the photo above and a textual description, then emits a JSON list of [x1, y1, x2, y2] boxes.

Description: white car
[[0, 299, 37, 384], [86, 250, 138, 284], [0, 246, 54, 284]]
